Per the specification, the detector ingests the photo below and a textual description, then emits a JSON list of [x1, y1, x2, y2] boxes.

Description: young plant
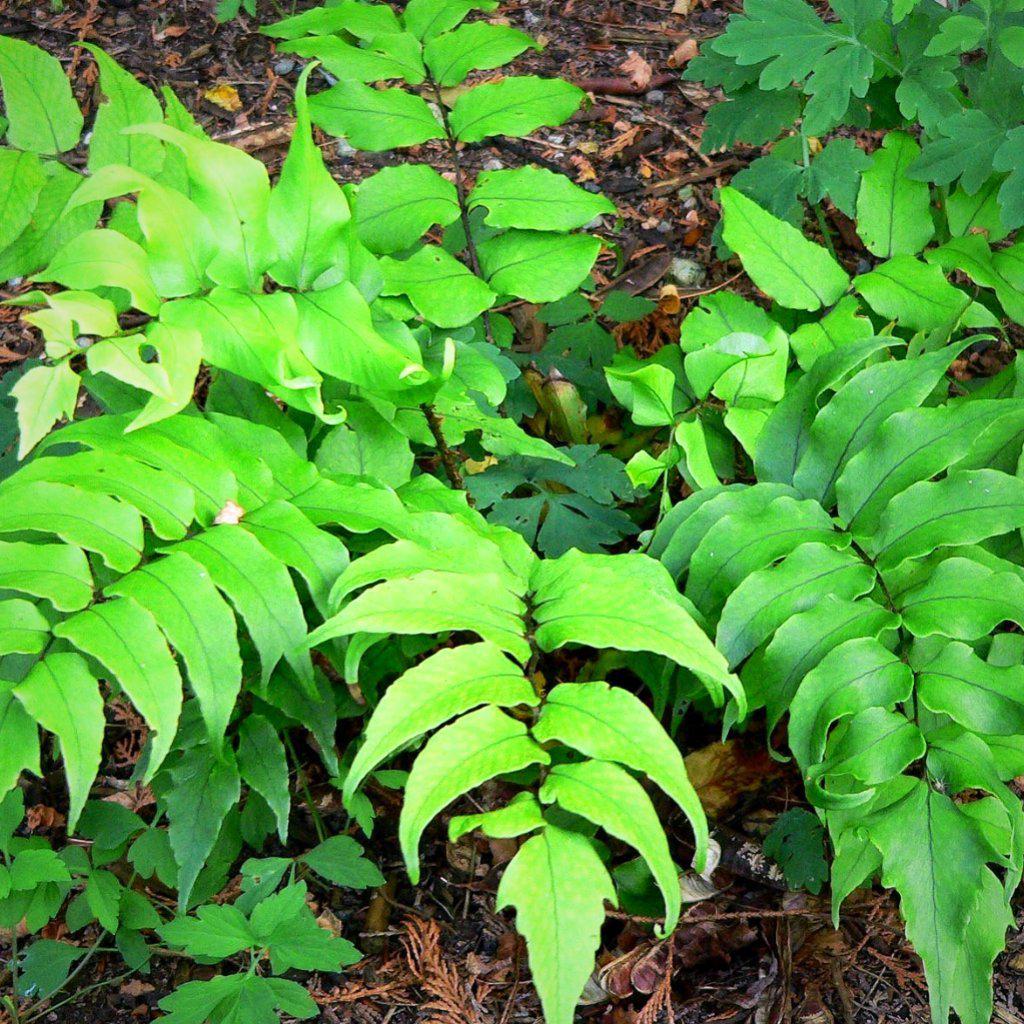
[[0, 408, 421, 903], [156, 880, 358, 1024], [687, 0, 1024, 233], [309, 511, 745, 1024], [652, 328, 1024, 1024], [260, 0, 613, 327]]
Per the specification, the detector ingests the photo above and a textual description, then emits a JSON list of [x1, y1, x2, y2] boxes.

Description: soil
[[3, 0, 1024, 1021]]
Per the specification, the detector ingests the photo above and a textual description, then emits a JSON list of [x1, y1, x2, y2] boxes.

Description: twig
[[420, 404, 466, 492], [575, 73, 677, 96]]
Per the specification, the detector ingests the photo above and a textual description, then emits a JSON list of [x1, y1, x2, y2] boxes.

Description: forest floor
[[3, 0, 1024, 1021]]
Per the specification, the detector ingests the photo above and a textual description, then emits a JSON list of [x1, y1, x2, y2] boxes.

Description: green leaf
[[309, 81, 443, 150], [0, 479, 143, 573], [34, 229, 160, 315], [837, 400, 1024, 538], [0, 540, 92, 612], [720, 186, 849, 310], [16, 941, 82, 1000], [909, 109, 1005, 196], [865, 779, 1003, 1024], [0, 163, 101, 281], [534, 681, 708, 870], [10, 848, 71, 888], [478, 230, 601, 303], [107, 553, 242, 748], [381, 245, 495, 327], [127, 123, 272, 290], [788, 296, 874, 372], [684, 494, 842, 618], [81, 45, 164, 175], [741, 595, 899, 730], [237, 715, 290, 843], [873, 469, 1024, 570], [854, 256, 968, 330], [0, 150, 46, 248], [258, 886, 360, 973], [280, 33, 426, 85], [267, 64, 352, 290], [449, 792, 545, 842], [945, 177, 1009, 242], [0, 599, 51, 656], [343, 642, 537, 804], [716, 542, 874, 667], [531, 550, 745, 715], [182, 523, 315, 692], [605, 352, 679, 427], [243, 499, 349, 616], [803, 137, 870, 217], [917, 640, 1024, 736], [68, 165, 214, 299], [816, 706, 924, 789], [296, 282, 429, 393], [159, 903, 255, 958], [0, 693, 39, 797], [10, 362, 80, 459], [261, 1, 401, 40], [764, 808, 827, 894], [399, 705, 548, 881], [793, 343, 966, 507], [0, 36, 83, 153], [899, 556, 1024, 640], [403, 0, 498, 39], [698, 86, 801, 151], [78, 801, 145, 849], [313, 569, 530, 661], [165, 744, 241, 910], [541, 759, 680, 933], [496, 825, 615, 1024], [449, 76, 584, 143], [355, 164, 459, 254], [788, 637, 913, 776], [163, 290, 330, 420], [301, 835, 384, 888], [17, 449, 195, 541], [85, 869, 123, 932], [315, 405, 414, 487], [55, 597, 182, 775], [424, 22, 539, 86], [14, 654, 103, 831], [856, 132, 934, 258], [468, 166, 614, 231]]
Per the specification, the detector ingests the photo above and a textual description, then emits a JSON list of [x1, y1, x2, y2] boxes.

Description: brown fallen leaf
[[673, 0, 695, 12], [153, 24, 188, 41], [120, 979, 155, 999], [619, 51, 653, 91], [204, 83, 242, 113], [684, 739, 783, 818], [668, 38, 699, 68]]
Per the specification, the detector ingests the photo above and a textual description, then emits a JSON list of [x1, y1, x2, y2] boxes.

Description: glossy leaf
[[399, 706, 548, 880], [496, 825, 616, 1024], [534, 681, 709, 870], [343, 642, 537, 805], [721, 186, 849, 310]]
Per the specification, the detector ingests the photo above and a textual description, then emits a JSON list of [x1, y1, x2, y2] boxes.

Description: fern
[[0, 410, 420, 905], [653, 338, 1024, 1024], [309, 519, 744, 1024]]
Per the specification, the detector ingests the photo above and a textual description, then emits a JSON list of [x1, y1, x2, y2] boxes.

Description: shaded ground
[[3, 0, 1024, 1021]]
